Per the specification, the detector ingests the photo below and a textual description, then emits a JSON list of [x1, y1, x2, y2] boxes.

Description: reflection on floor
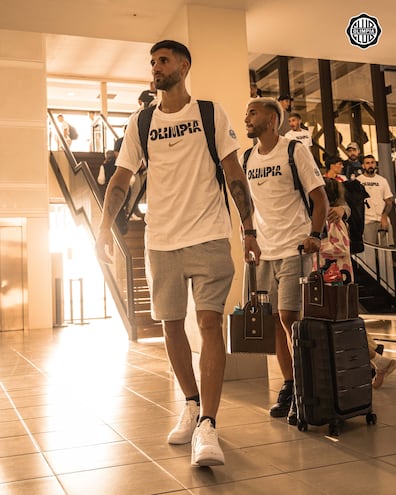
[[0, 318, 395, 495]]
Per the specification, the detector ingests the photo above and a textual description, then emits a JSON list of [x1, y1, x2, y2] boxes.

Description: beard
[[366, 167, 376, 176], [154, 70, 181, 91]]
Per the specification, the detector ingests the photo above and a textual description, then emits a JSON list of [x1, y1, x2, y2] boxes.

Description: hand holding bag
[[227, 258, 276, 354]]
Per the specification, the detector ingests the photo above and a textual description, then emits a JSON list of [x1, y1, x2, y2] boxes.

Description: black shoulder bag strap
[[288, 139, 312, 216], [129, 106, 157, 218], [137, 105, 156, 165], [242, 147, 253, 174], [197, 99, 230, 213]]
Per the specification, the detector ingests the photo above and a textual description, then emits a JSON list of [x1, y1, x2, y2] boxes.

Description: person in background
[[88, 111, 102, 151], [138, 81, 158, 108], [285, 112, 312, 148], [243, 97, 328, 426], [343, 142, 363, 179], [322, 178, 395, 388], [357, 154, 394, 245], [56, 114, 71, 149], [277, 94, 293, 136], [96, 39, 260, 467], [324, 155, 347, 182], [250, 82, 263, 98]]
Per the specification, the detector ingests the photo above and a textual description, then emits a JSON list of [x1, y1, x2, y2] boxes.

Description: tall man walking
[[243, 98, 328, 424], [96, 40, 260, 467]]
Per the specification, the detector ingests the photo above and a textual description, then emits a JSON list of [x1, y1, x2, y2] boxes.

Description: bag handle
[[248, 253, 258, 310]]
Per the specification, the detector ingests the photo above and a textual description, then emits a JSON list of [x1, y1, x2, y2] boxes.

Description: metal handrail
[[47, 109, 137, 339]]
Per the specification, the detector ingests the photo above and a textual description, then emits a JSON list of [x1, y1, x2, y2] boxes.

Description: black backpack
[[242, 139, 311, 215], [69, 124, 78, 140], [137, 100, 229, 211], [343, 180, 369, 254]]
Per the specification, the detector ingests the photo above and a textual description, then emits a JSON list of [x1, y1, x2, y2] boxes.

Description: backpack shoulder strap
[[197, 100, 230, 212], [242, 147, 253, 174], [137, 105, 156, 164], [197, 100, 219, 165], [288, 139, 311, 216]]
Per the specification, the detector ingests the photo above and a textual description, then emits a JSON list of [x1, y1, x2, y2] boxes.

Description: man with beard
[[243, 98, 328, 424], [343, 142, 363, 180], [95, 40, 260, 467], [357, 155, 394, 244]]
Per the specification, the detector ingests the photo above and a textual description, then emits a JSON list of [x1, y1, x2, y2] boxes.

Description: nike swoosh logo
[[169, 140, 182, 147], [258, 180, 265, 186]]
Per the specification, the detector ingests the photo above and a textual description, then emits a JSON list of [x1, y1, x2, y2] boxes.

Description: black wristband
[[244, 229, 257, 238], [309, 231, 322, 240]]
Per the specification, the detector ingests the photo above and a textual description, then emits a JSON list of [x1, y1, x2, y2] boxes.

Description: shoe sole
[[191, 457, 225, 467]]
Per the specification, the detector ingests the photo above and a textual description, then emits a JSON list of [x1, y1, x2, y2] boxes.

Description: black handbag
[[227, 259, 276, 354]]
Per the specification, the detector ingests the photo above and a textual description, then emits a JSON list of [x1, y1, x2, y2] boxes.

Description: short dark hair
[[325, 155, 343, 170], [363, 154, 376, 162], [289, 112, 302, 120], [150, 40, 192, 65]]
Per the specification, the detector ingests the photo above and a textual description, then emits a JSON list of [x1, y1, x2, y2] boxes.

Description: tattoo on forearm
[[107, 185, 127, 218], [229, 180, 252, 222]]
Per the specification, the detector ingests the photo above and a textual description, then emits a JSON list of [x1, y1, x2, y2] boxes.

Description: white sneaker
[[373, 359, 396, 389], [191, 418, 225, 467], [167, 400, 199, 445]]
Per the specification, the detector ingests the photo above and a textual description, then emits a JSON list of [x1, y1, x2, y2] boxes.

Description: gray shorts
[[256, 254, 312, 312], [145, 239, 234, 321]]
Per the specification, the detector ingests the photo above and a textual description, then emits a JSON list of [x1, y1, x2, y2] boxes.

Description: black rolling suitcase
[[292, 249, 377, 436], [292, 318, 377, 436]]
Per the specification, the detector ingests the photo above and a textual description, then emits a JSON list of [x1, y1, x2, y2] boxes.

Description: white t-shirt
[[244, 136, 324, 260], [285, 128, 312, 147], [357, 174, 393, 223], [116, 100, 239, 250]]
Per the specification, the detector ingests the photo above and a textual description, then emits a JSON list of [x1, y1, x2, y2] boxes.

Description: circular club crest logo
[[346, 13, 382, 49]]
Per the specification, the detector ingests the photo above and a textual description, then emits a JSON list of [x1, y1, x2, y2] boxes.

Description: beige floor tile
[[337, 424, 396, 457], [218, 418, 301, 448], [291, 458, 396, 495], [0, 477, 65, 495], [241, 436, 366, 472], [164, 473, 326, 494], [34, 424, 123, 451], [0, 453, 53, 483], [0, 408, 18, 422], [44, 440, 148, 474], [0, 435, 38, 457], [158, 447, 282, 488], [24, 412, 104, 434], [0, 420, 28, 439], [58, 462, 183, 495]]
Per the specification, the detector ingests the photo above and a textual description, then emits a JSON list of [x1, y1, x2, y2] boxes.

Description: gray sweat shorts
[[256, 254, 312, 312], [145, 239, 235, 321]]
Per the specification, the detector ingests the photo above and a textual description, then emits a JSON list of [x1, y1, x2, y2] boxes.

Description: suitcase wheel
[[297, 419, 308, 432], [328, 421, 342, 437], [366, 412, 377, 425]]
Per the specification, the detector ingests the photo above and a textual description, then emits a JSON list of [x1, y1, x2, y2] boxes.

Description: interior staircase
[[73, 151, 162, 339]]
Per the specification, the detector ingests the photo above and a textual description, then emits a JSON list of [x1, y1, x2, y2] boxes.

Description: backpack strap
[[136, 100, 230, 212], [288, 140, 311, 216], [137, 105, 156, 164], [242, 147, 253, 174], [197, 100, 230, 213]]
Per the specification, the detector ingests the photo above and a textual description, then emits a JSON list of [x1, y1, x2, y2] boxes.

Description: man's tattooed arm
[[229, 179, 253, 223], [106, 185, 127, 219]]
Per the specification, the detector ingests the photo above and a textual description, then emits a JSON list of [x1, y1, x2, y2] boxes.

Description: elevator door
[[0, 224, 26, 331]]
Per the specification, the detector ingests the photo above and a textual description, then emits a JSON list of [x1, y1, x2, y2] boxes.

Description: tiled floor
[[0, 318, 395, 495]]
